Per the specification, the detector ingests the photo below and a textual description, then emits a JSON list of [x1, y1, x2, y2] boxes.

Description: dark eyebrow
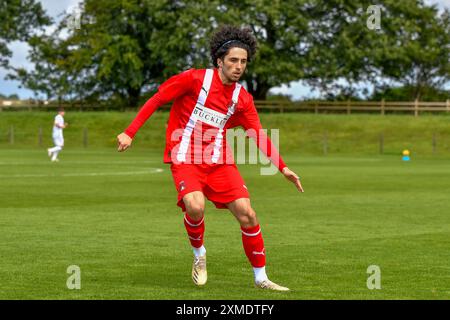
[[229, 57, 247, 61]]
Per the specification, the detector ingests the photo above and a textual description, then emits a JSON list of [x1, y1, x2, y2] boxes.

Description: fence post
[[323, 132, 328, 156], [83, 127, 88, 148], [446, 99, 450, 112], [38, 127, 43, 147], [414, 99, 419, 117], [314, 102, 318, 114], [433, 133, 437, 154], [379, 133, 384, 154], [347, 100, 351, 115], [9, 125, 14, 145], [381, 99, 385, 115]]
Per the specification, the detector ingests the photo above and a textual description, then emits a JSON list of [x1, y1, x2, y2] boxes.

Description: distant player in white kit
[[47, 107, 67, 162]]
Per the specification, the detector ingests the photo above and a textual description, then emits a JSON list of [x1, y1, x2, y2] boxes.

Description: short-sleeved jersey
[[53, 114, 64, 137]]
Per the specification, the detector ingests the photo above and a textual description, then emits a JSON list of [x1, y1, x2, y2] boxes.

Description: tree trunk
[[413, 84, 423, 101], [126, 87, 142, 110], [246, 76, 271, 100], [252, 85, 270, 101]]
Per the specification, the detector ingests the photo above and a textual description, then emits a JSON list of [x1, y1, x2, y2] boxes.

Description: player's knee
[[237, 205, 258, 226], [247, 209, 258, 225], [185, 201, 205, 219]]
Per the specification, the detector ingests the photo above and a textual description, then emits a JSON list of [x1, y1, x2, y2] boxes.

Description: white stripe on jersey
[[176, 69, 214, 162], [211, 83, 241, 163], [176, 69, 242, 164]]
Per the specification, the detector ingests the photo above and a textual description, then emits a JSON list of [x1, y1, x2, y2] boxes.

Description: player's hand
[[282, 167, 304, 193], [117, 132, 132, 152]]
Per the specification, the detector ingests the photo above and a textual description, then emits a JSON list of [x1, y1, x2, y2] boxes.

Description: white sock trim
[[193, 245, 206, 258], [184, 214, 204, 227], [241, 228, 261, 237], [253, 266, 268, 283]]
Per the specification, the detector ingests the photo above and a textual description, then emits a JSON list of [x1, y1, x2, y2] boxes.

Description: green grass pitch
[[1, 148, 449, 299]]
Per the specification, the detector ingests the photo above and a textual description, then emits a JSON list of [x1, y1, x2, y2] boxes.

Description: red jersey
[[124, 68, 286, 172]]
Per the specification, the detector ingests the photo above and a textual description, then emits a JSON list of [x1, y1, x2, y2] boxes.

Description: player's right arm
[[55, 115, 67, 128], [55, 122, 67, 129], [116, 69, 194, 152]]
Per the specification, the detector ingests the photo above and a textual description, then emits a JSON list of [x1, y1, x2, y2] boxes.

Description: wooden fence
[[3, 124, 445, 155], [253, 100, 450, 116], [1, 99, 449, 116]]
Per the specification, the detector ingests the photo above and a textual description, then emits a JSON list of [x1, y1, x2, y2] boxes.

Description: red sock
[[183, 213, 205, 248], [241, 224, 266, 268]]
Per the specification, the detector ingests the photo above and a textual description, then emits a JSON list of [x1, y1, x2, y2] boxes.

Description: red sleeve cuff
[[278, 159, 287, 173], [124, 129, 135, 139]]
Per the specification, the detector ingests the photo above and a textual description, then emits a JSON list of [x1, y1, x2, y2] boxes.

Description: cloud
[[39, 0, 82, 22], [1, 0, 83, 97], [0, 41, 35, 97], [270, 81, 322, 100], [424, 0, 450, 11]]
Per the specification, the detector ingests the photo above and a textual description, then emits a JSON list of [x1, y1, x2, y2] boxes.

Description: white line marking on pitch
[[0, 168, 163, 178], [0, 161, 158, 165]]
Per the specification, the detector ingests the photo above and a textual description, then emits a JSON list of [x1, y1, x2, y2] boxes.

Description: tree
[[301, 0, 449, 100], [299, 0, 386, 96], [371, 85, 450, 101], [0, 0, 50, 68], [11, 0, 448, 104], [213, 0, 312, 100], [13, 0, 319, 102], [374, 4, 449, 100], [8, 34, 72, 102], [32, 0, 216, 108], [210, 0, 449, 100]]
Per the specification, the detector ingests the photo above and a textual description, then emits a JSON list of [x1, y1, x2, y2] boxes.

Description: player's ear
[[217, 58, 223, 68]]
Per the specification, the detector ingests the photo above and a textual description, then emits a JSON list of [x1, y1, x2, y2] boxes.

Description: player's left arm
[[281, 167, 304, 192], [239, 97, 304, 193]]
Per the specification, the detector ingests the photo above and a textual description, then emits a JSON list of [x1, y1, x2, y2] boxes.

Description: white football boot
[[192, 255, 207, 286], [255, 279, 290, 291]]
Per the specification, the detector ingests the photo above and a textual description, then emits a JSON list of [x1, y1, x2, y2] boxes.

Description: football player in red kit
[[117, 25, 303, 291]]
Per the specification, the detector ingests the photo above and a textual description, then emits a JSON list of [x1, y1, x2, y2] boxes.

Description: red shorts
[[170, 163, 250, 211]]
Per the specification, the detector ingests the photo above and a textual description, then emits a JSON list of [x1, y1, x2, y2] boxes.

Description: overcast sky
[[1, 0, 449, 100]]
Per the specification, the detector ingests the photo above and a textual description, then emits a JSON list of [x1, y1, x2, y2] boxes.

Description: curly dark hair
[[210, 25, 257, 67]]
